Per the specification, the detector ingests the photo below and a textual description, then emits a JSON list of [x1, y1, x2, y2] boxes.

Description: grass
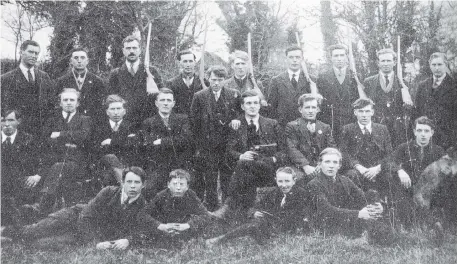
[[2, 229, 457, 264]]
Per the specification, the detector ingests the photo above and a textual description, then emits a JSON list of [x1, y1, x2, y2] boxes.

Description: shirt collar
[[288, 69, 301, 80], [62, 111, 76, 121], [2, 131, 17, 143], [19, 63, 35, 81], [379, 71, 394, 79], [245, 115, 260, 130], [121, 188, 140, 205], [235, 74, 247, 80], [357, 121, 372, 133], [433, 74, 446, 85], [126, 60, 140, 72], [333, 66, 347, 76], [109, 119, 122, 129], [158, 112, 170, 120], [212, 89, 222, 96]]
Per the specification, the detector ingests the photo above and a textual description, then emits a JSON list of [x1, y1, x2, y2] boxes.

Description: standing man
[[363, 49, 413, 146], [55, 47, 106, 122], [414, 52, 457, 148], [189, 65, 241, 210], [1, 40, 55, 136], [267, 46, 312, 127], [166, 50, 205, 116], [317, 44, 360, 142], [108, 35, 163, 128]]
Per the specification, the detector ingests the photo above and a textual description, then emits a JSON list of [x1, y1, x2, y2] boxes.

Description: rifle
[[247, 32, 267, 105], [144, 22, 159, 95], [199, 21, 209, 90], [397, 36, 414, 107], [347, 40, 368, 99], [295, 32, 318, 94]]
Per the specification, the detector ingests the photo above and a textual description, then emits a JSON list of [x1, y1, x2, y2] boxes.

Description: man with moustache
[[108, 35, 163, 129], [414, 52, 457, 148], [55, 47, 106, 122], [1, 40, 55, 136]]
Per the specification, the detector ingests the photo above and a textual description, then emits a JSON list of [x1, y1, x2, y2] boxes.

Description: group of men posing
[[1, 36, 456, 249]]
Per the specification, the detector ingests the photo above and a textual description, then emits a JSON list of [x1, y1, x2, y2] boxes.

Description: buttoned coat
[[165, 73, 205, 115]]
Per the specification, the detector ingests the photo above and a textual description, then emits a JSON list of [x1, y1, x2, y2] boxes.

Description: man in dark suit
[[2, 167, 147, 251], [317, 44, 360, 142], [189, 65, 241, 210], [213, 90, 287, 217], [267, 46, 312, 127], [340, 98, 393, 200], [414, 52, 457, 148], [165, 50, 205, 116], [285, 94, 336, 186], [55, 47, 106, 122], [142, 88, 193, 200], [108, 35, 163, 129], [1, 110, 43, 225], [363, 48, 413, 146], [1, 40, 55, 136]]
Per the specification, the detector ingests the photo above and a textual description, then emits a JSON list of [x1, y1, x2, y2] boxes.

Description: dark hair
[[122, 166, 146, 183], [285, 46, 303, 56], [275, 166, 296, 178], [2, 109, 22, 121], [20, 40, 40, 51], [298, 93, 323, 108], [104, 94, 126, 110], [156, 88, 175, 101], [176, 50, 196, 61], [206, 65, 227, 79], [169, 169, 191, 182], [328, 44, 348, 57], [414, 116, 435, 130], [352, 98, 375, 110], [122, 35, 140, 46], [70, 47, 89, 57], [241, 90, 260, 103]]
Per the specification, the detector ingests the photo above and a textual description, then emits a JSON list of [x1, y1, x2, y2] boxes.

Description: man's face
[[331, 49, 347, 69], [20, 45, 40, 68], [354, 105, 374, 125], [275, 172, 296, 194], [179, 53, 196, 75], [1, 112, 20, 136], [320, 153, 341, 178], [60, 92, 79, 113], [232, 58, 248, 78], [414, 124, 434, 146], [378, 53, 395, 74], [123, 172, 144, 198], [70, 51, 89, 71], [241, 96, 260, 118], [429, 58, 447, 78], [123, 40, 141, 63], [299, 100, 319, 120], [155, 93, 175, 115], [209, 72, 225, 92], [286, 49, 303, 72], [168, 177, 189, 197], [106, 102, 126, 122]]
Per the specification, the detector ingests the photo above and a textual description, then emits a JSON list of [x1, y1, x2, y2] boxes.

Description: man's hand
[[112, 239, 129, 250], [101, 139, 112, 146], [355, 164, 368, 175], [364, 165, 381, 181], [157, 223, 176, 234], [96, 241, 113, 250], [50, 132, 60, 139], [229, 119, 241, 130], [127, 134, 136, 138], [25, 175, 41, 188], [303, 165, 316, 176], [173, 223, 190, 232], [153, 139, 161, 145], [253, 211, 264, 219], [240, 151, 258, 161], [358, 205, 382, 220], [398, 169, 412, 188]]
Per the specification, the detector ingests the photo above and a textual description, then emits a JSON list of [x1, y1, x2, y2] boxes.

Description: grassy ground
[[2, 230, 457, 264]]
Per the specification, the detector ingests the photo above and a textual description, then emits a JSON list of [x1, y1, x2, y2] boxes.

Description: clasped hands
[[157, 223, 190, 236], [96, 238, 129, 250], [356, 164, 381, 181], [358, 202, 384, 220]]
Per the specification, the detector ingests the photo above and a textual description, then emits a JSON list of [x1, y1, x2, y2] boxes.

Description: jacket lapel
[[297, 118, 312, 146]]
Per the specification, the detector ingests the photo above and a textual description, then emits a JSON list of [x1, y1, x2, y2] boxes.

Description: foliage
[[320, 1, 338, 64]]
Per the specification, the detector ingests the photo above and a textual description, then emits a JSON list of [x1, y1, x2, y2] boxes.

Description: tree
[[320, 1, 338, 63]]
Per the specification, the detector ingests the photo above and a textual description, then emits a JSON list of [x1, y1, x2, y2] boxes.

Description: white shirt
[[19, 63, 35, 82], [358, 121, 372, 134], [126, 60, 140, 74], [213, 90, 222, 101], [433, 74, 446, 87], [333, 66, 347, 77], [182, 75, 194, 86], [62, 111, 76, 123], [379, 71, 394, 83], [245, 115, 260, 131], [121, 189, 140, 205], [109, 119, 123, 130], [2, 131, 17, 144], [288, 69, 301, 82]]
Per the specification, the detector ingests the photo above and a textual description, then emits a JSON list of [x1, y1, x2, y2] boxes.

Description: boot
[[210, 197, 235, 220]]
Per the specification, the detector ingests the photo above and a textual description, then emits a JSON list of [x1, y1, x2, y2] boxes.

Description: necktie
[[5, 136, 12, 147], [307, 121, 315, 133], [214, 92, 219, 101], [27, 69, 34, 83], [363, 126, 370, 135], [122, 197, 130, 209], [432, 78, 439, 89], [291, 74, 298, 89], [384, 74, 390, 87], [249, 119, 256, 131], [113, 121, 120, 132], [163, 117, 170, 128], [129, 63, 135, 76], [280, 193, 287, 208], [64, 112, 71, 123]]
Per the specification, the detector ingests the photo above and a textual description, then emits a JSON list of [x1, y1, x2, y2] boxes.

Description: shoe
[[211, 204, 229, 220], [205, 236, 223, 248]]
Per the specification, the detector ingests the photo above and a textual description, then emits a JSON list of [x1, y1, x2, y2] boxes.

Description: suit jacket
[[165, 73, 205, 116], [189, 87, 241, 150], [1, 67, 55, 134], [222, 74, 265, 98], [42, 111, 92, 164], [78, 186, 146, 245], [414, 74, 457, 147], [55, 71, 106, 120], [108, 63, 163, 126], [226, 115, 287, 167], [141, 112, 192, 168], [340, 122, 392, 168], [285, 118, 336, 167], [267, 71, 311, 126]]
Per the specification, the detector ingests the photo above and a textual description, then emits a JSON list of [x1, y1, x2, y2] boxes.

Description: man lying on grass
[[1, 166, 147, 250], [136, 169, 212, 247], [205, 166, 309, 246]]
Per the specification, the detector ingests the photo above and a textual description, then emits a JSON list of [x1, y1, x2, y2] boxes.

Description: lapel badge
[[317, 130, 323, 134]]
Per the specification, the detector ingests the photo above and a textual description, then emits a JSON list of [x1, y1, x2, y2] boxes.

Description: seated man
[[2, 167, 147, 251], [136, 169, 211, 247], [1, 110, 43, 225], [205, 167, 309, 246], [91, 94, 141, 186], [391, 116, 445, 229], [213, 90, 287, 218], [142, 88, 192, 200], [285, 93, 336, 186], [306, 148, 383, 237], [340, 98, 393, 200]]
